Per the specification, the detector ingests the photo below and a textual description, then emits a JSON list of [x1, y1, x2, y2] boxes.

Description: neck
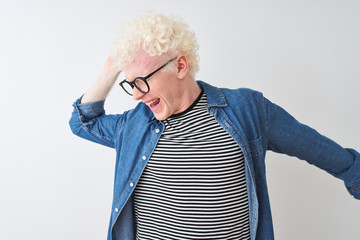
[[175, 78, 202, 114], [188, 79, 202, 102]]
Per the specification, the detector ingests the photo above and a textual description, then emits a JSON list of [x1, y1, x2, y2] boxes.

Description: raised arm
[[69, 57, 124, 148], [81, 57, 122, 103]]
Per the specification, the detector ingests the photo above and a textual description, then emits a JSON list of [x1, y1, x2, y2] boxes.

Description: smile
[[145, 98, 160, 108]]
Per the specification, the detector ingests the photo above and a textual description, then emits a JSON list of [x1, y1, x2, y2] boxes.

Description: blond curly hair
[[111, 10, 199, 77]]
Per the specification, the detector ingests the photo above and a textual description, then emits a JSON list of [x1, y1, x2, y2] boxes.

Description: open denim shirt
[[69, 81, 360, 240]]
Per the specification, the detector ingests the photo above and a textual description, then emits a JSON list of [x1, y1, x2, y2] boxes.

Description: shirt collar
[[197, 80, 227, 108]]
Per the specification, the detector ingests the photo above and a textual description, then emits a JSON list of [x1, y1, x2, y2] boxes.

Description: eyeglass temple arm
[[145, 57, 177, 79]]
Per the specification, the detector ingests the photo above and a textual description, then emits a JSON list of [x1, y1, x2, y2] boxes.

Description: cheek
[[150, 77, 178, 100], [147, 80, 161, 93], [149, 84, 167, 98]]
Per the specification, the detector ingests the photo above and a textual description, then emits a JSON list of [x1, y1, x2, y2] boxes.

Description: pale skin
[[81, 52, 201, 121], [80, 57, 121, 103]]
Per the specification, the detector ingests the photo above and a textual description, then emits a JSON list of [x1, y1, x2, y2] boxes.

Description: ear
[[175, 55, 189, 79]]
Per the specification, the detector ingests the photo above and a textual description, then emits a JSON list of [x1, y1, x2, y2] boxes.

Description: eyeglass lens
[[135, 78, 149, 93], [122, 78, 149, 95], [122, 81, 134, 95]]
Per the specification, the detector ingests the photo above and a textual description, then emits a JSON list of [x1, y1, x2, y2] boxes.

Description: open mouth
[[146, 98, 160, 109]]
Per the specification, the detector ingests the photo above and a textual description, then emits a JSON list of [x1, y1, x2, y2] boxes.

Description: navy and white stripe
[[134, 92, 250, 239]]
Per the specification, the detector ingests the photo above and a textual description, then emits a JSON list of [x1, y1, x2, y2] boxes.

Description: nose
[[132, 87, 145, 101]]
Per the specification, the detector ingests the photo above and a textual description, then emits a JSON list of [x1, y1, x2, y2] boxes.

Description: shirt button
[[115, 208, 119, 212], [130, 182, 134, 187], [155, 128, 160, 133], [142, 156, 146, 160]]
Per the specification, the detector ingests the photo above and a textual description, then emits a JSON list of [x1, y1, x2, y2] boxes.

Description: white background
[[1, 0, 359, 239]]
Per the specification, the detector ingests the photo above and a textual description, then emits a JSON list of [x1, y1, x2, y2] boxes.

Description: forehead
[[124, 52, 162, 80]]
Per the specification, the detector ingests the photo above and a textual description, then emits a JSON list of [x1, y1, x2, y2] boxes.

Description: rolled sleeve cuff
[[72, 95, 105, 123], [341, 149, 360, 199]]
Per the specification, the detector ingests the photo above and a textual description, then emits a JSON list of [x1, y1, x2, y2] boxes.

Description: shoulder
[[221, 88, 266, 115], [222, 87, 263, 98], [198, 80, 264, 106]]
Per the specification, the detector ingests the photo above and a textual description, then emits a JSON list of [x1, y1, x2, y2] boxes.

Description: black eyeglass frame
[[119, 57, 177, 96]]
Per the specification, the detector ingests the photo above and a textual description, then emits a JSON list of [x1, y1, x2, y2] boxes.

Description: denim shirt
[[69, 81, 360, 240]]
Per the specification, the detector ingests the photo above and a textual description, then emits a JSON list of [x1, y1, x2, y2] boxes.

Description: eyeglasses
[[119, 57, 177, 96]]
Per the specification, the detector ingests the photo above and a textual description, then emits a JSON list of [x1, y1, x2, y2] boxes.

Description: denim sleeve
[[75, 96, 105, 122], [265, 97, 360, 199], [69, 96, 124, 148]]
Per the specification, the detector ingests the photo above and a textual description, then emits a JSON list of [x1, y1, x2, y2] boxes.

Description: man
[[69, 11, 359, 240]]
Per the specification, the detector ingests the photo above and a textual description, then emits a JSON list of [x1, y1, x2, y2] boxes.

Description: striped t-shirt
[[133, 91, 250, 239]]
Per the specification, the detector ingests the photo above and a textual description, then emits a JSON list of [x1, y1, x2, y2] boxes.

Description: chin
[[154, 115, 166, 121], [154, 112, 170, 121]]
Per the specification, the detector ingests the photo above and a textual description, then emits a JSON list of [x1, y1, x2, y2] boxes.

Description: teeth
[[146, 98, 159, 106]]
